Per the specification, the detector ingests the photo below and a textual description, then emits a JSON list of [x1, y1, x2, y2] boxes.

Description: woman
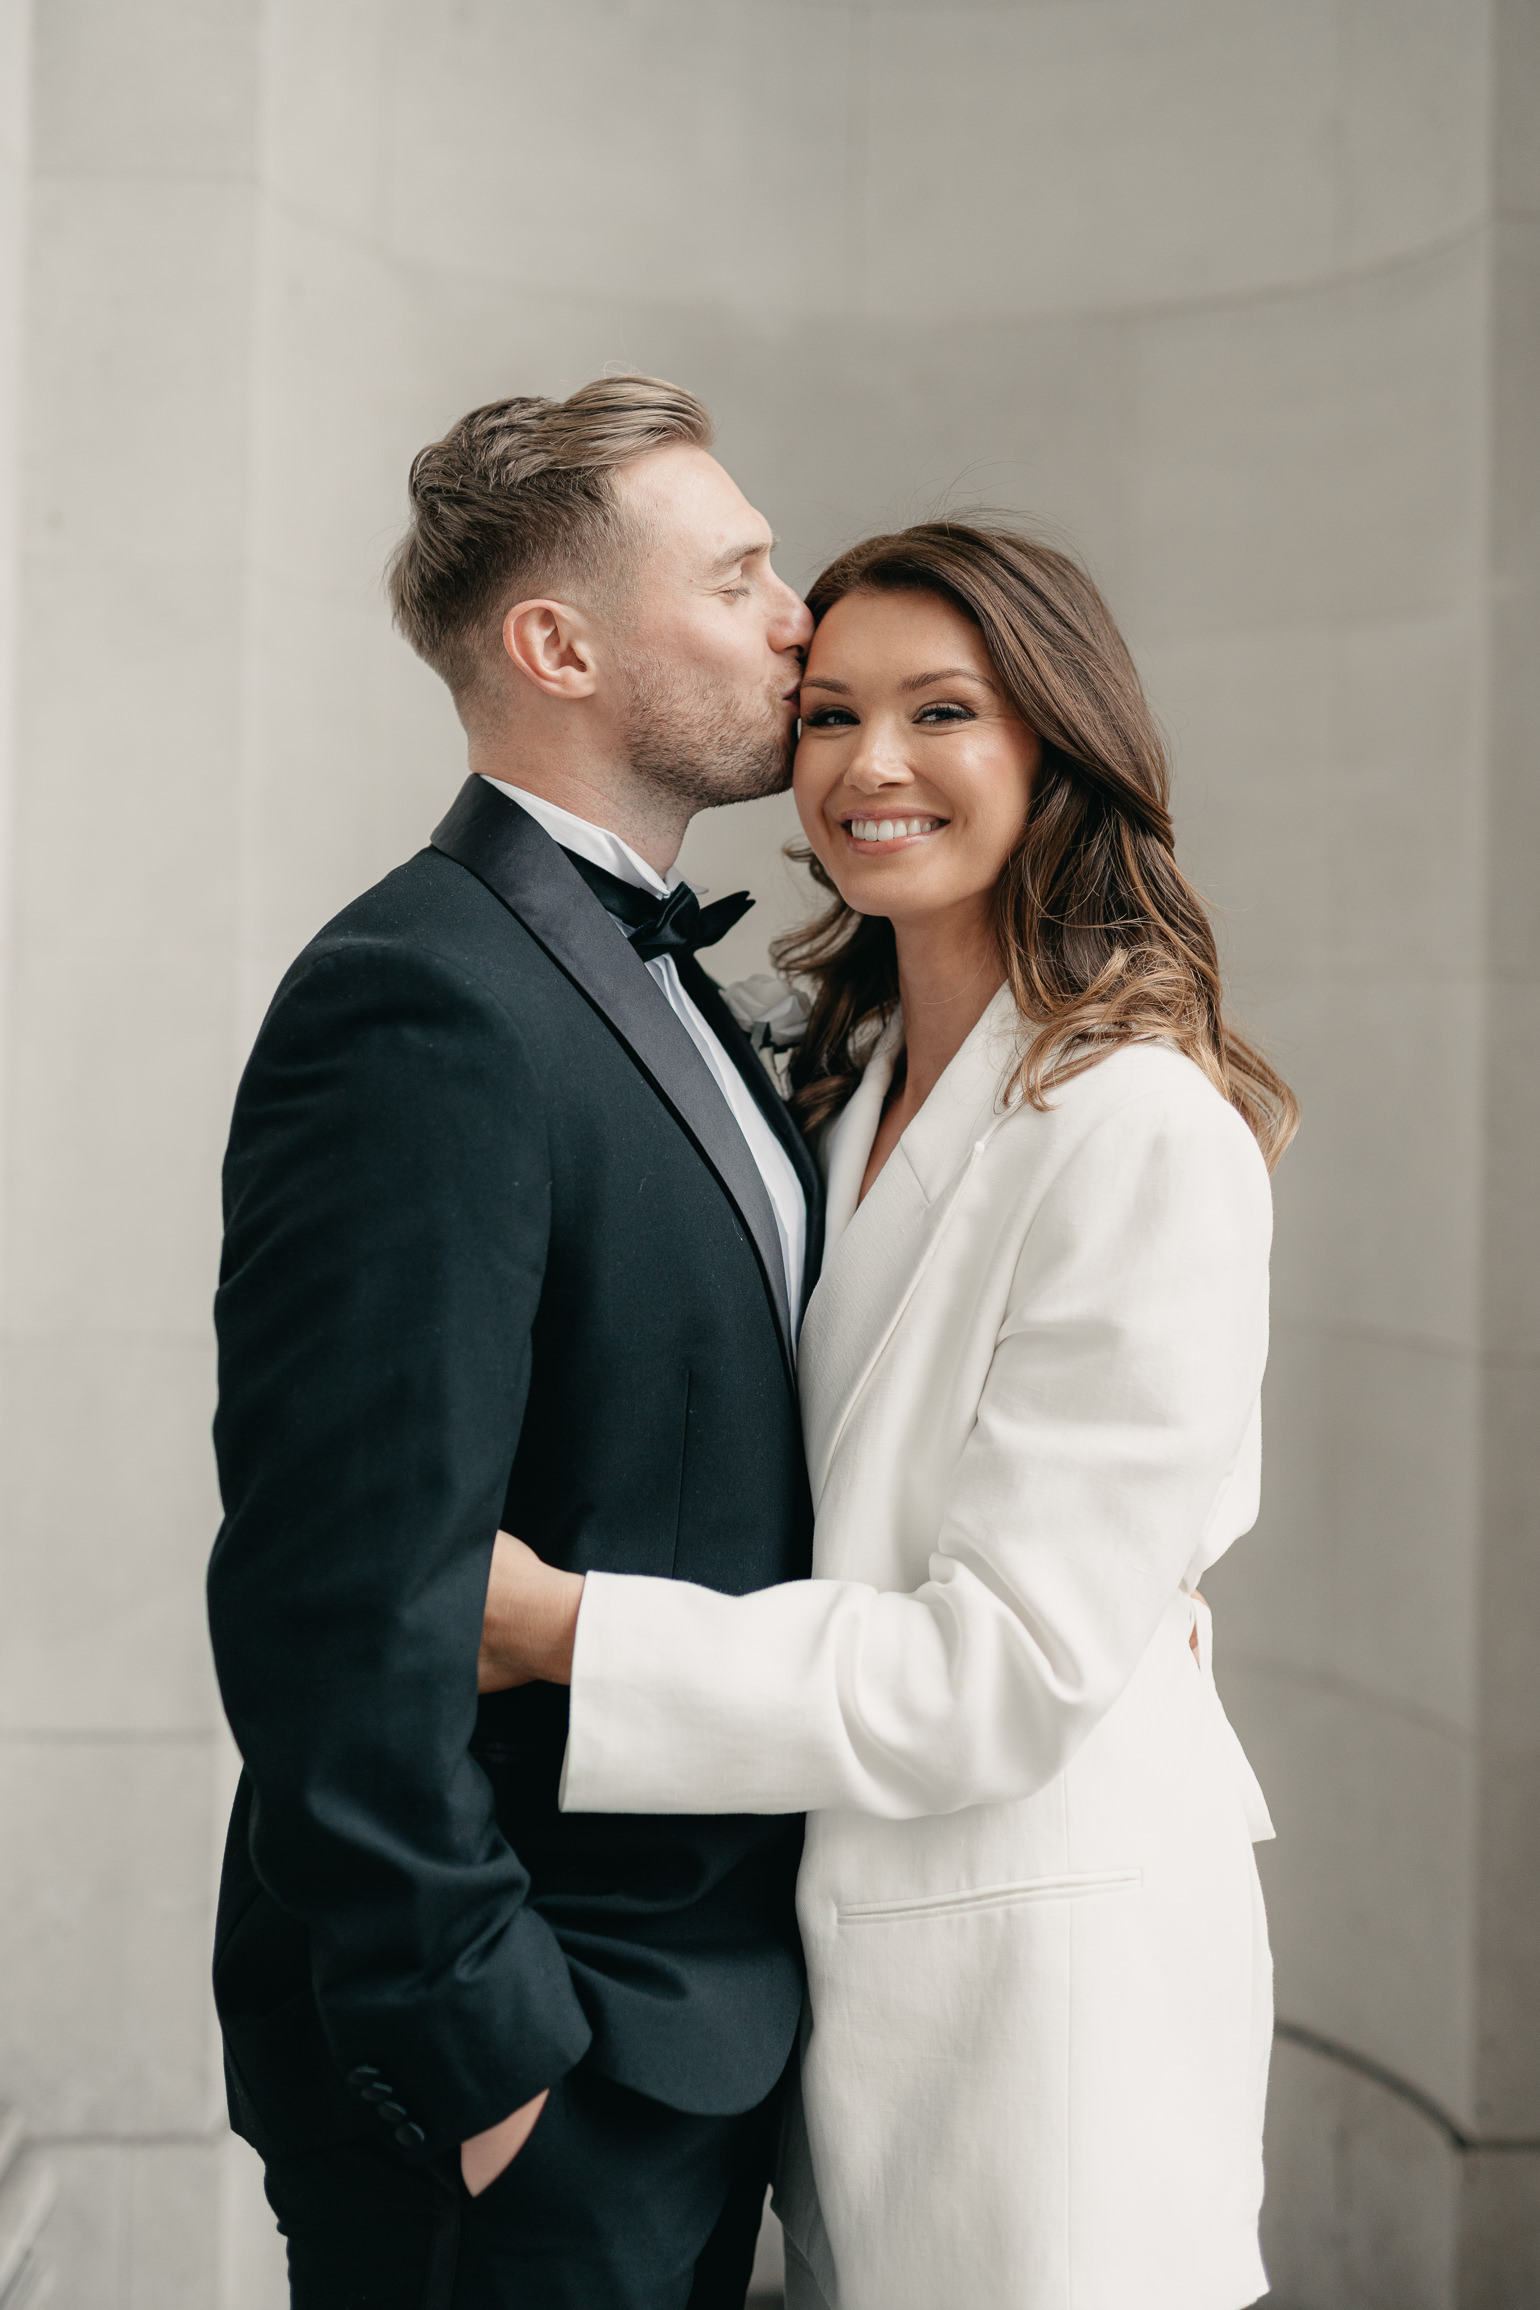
[[480, 521, 1297, 2310]]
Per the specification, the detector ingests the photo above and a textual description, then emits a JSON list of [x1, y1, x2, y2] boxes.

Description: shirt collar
[[479, 776, 679, 898]]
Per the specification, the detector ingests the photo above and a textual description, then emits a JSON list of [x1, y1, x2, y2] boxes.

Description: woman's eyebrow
[[800, 676, 852, 694], [898, 666, 993, 693]]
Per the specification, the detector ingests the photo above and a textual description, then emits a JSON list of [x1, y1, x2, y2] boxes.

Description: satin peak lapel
[[799, 987, 1021, 1500], [677, 955, 825, 1313], [430, 777, 795, 1364]]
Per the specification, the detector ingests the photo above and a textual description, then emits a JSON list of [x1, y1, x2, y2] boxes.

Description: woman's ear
[[502, 598, 600, 700]]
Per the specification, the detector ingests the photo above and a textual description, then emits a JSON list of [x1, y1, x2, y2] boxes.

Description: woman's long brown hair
[[775, 521, 1299, 1169]]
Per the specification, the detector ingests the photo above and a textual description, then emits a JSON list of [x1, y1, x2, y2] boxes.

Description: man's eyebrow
[[706, 536, 776, 576], [898, 666, 994, 693]]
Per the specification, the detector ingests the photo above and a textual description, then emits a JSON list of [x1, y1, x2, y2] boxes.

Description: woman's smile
[[838, 811, 948, 852]]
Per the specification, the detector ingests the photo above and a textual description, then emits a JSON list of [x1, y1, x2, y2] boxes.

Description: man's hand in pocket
[[461, 2089, 549, 2196]]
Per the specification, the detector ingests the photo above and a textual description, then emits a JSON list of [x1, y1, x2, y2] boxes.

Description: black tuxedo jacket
[[207, 777, 822, 2166]]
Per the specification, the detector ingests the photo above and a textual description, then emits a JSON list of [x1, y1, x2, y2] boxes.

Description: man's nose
[[770, 580, 814, 654]]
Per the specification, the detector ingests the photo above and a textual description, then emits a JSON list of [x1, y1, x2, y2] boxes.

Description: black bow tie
[[562, 850, 754, 964]]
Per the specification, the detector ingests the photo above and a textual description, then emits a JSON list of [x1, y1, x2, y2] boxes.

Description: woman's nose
[[846, 724, 914, 791]]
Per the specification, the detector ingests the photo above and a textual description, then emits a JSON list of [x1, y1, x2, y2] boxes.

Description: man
[[207, 375, 820, 2309]]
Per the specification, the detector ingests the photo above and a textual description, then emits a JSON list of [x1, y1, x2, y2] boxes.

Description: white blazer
[[564, 988, 1276, 2310]]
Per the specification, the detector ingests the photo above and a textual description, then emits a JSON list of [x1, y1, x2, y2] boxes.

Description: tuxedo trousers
[[262, 2063, 782, 2310]]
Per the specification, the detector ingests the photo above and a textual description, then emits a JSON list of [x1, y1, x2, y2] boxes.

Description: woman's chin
[[827, 865, 897, 917], [836, 861, 946, 915], [811, 841, 958, 926]]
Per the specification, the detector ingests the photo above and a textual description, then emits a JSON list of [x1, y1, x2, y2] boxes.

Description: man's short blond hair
[[386, 373, 714, 704]]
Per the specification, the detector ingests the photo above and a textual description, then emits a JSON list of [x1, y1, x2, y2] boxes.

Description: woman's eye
[[915, 701, 973, 724], [804, 707, 858, 728]]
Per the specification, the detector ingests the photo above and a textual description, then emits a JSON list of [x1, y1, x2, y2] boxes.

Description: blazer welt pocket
[[837, 1867, 1141, 1926]]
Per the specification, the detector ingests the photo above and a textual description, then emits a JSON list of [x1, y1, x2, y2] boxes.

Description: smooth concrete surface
[[1262, 2033, 1462, 2310], [0, 4, 1534, 2304], [1459, 2150, 1540, 2310], [1263, 2033, 1540, 2310]]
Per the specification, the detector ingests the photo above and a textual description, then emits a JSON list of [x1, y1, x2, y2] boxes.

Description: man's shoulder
[[275, 843, 562, 1021], [308, 842, 518, 967], [232, 846, 601, 1111]]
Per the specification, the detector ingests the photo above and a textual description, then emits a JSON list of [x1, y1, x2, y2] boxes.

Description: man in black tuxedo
[[206, 374, 820, 2309]]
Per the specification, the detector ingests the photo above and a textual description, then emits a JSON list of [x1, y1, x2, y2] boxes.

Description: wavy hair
[[774, 521, 1298, 1169]]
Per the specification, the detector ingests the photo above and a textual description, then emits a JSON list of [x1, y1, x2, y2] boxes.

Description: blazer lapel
[[677, 956, 825, 1315], [799, 987, 1021, 1500], [430, 777, 796, 1367]]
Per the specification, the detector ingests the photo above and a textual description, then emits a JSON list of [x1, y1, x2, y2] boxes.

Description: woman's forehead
[[806, 587, 989, 677]]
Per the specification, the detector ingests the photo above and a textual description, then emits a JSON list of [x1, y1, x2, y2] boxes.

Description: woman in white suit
[[481, 521, 1298, 2310]]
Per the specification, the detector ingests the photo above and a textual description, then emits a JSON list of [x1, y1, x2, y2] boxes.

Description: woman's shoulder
[[996, 1037, 1271, 1189], [982, 1042, 1274, 1287]]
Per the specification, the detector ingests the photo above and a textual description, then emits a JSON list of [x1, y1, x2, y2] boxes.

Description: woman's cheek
[[792, 760, 832, 854]]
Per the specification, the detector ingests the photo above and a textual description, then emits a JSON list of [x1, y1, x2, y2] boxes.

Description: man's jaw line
[[469, 664, 799, 871]]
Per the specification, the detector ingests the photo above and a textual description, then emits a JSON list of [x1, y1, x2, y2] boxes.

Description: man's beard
[[619, 653, 794, 810]]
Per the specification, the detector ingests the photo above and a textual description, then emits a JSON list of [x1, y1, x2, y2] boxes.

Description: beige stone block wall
[[0, 2, 1534, 2302]]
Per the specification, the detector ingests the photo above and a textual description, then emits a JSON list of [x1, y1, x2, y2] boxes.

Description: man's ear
[[502, 599, 601, 700]]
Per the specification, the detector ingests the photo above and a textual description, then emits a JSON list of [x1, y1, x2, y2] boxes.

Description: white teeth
[[848, 816, 942, 842]]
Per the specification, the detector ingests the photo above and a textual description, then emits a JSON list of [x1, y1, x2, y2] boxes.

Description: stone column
[[0, 0, 270, 2299], [1464, 2, 1540, 2294], [1193, 6, 1540, 2303]]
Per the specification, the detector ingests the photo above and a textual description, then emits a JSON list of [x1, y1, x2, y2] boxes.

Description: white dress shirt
[[480, 778, 806, 1328]]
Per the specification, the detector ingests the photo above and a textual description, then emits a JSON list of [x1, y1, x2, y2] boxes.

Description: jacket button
[[395, 2122, 425, 2150], [377, 2101, 407, 2124], [346, 2066, 381, 2089]]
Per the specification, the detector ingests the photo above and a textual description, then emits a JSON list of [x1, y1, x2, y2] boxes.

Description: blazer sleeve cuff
[[324, 1895, 593, 2157], [561, 1569, 846, 1815]]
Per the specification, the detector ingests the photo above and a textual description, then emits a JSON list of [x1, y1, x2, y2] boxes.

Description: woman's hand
[[477, 1532, 584, 1692]]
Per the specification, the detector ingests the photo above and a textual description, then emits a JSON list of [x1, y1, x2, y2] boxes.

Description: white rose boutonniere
[[723, 974, 811, 1091]]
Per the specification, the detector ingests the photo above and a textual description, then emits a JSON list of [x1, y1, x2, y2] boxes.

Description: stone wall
[[0, 4, 1533, 2302]]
